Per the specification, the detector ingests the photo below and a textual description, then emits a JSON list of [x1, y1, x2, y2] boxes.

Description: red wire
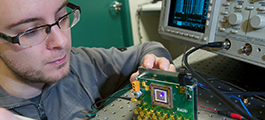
[[230, 113, 243, 120], [198, 104, 243, 120], [198, 103, 218, 113]]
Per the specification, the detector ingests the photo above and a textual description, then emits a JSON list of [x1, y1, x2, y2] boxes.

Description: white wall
[[128, 0, 189, 59]]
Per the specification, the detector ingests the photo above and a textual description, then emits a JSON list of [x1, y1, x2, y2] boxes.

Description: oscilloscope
[[159, 0, 265, 68]]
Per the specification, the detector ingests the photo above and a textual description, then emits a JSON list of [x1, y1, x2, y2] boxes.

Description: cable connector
[[217, 111, 244, 120], [223, 39, 231, 50], [207, 42, 225, 48], [131, 97, 141, 104], [207, 40, 231, 50]]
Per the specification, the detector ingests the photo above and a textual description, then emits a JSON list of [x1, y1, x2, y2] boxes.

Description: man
[[0, 0, 176, 119]]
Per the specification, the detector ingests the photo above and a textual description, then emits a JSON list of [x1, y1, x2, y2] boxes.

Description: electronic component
[[132, 67, 197, 120], [132, 80, 140, 92], [150, 83, 173, 109], [159, 0, 265, 68]]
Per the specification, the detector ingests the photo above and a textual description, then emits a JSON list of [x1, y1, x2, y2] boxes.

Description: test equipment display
[[159, 0, 265, 68]]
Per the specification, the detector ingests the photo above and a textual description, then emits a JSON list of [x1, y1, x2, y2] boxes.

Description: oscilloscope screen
[[168, 0, 210, 33]]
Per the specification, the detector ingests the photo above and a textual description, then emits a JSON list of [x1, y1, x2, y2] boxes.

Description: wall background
[[128, 0, 188, 59]]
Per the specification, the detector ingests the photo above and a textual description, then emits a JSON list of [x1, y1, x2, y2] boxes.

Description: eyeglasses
[[0, 2, 81, 48]]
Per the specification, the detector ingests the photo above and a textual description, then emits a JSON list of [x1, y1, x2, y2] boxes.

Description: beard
[[14, 61, 70, 84], [0, 51, 71, 84]]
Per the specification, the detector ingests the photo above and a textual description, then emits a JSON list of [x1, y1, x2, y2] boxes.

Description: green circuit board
[[133, 68, 197, 120]]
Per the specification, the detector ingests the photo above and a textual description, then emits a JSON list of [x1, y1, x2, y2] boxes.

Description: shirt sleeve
[[70, 41, 172, 99]]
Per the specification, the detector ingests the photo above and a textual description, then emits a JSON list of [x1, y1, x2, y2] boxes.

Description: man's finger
[[142, 54, 156, 69], [157, 57, 170, 71], [0, 108, 20, 120], [168, 64, 176, 72], [130, 71, 139, 83]]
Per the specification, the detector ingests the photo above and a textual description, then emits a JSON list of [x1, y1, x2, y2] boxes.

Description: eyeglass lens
[[19, 8, 80, 47]]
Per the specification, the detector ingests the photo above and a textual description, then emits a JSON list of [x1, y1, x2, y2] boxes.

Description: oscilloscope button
[[179, 32, 184, 36], [194, 36, 200, 39], [220, 19, 227, 23], [235, 5, 243, 9], [203, 37, 207, 41], [258, 6, 265, 11], [209, 0, 213, 4], [230, 29, 238, 34], [206, 20, 210, 26], [228, 13, 243, 25], [207, 13, 211, 19], [222, 2, 230, 6], [250, 15, 265, 29], [184, 33, 189, 37], [246, 6, 255, 10], [189, 34, 195, 38], [208, 6, 212, 12], [219, 27, 226, 32], [221, 11, 229, 15]]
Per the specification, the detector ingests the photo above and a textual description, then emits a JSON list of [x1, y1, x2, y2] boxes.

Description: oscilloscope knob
[[228, 13, 243, 25], [250, 15, 265, 29]]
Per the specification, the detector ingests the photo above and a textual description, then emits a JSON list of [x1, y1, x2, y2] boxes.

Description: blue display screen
[[168, 0, 209, 33]]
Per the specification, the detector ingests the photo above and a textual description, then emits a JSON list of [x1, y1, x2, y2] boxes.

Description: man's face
[[0, 0, 72, 84]]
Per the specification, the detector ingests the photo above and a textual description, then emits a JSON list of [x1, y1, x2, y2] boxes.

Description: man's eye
[[60, 16, 69, 24], [24, 30, 38, 37], [21, 28, 44, 40]]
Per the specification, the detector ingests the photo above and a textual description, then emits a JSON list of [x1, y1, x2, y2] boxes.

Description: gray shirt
[[0, 42, 172, 120]]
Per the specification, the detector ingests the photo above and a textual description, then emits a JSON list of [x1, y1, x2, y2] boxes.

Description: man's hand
[[130, 54, 176, 83], [0, 107, 20, 120]]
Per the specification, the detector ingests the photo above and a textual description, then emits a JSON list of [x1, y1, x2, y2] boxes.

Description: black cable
[[152, 0, 161, 3], [97, 87, 132, 109], [88, 96, 131, 118], [91, 96, 131, 111], [206, 78, 246, 92], [183, 42, 256, 120], [198, 82, 265, 96], [137, 2, 153, 44], [205, 78, 265, 96], [137, 6, 143, 44]]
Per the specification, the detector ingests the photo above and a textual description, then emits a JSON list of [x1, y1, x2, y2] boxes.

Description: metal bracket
[[111, 1, 122, 13]]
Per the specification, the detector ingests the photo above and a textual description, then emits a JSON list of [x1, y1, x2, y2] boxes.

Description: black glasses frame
[[0, 2, 81, 46]]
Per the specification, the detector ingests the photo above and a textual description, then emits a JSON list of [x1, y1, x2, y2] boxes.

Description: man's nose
[[45, 26, 69, 50]]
